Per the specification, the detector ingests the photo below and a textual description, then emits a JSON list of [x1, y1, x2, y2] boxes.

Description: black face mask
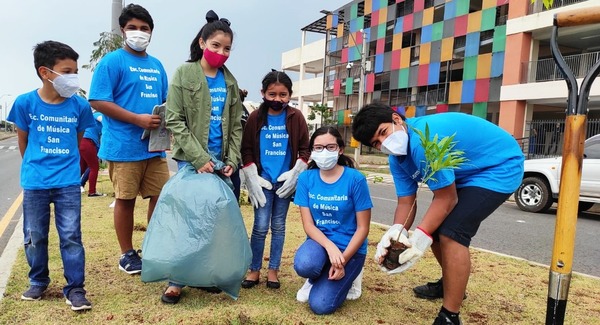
[[263, 98, 288, 111]]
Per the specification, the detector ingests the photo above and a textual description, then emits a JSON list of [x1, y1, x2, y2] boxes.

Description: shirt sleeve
[[77, 100, 96, 132], [89, 54, 117, 102], [293, 172, 310, 207], [352, 172, 373, 212], [7, 97, 30, 132], [390, 155, 418, 197]]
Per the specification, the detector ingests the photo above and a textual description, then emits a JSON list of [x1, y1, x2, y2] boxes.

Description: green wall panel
[[473, 102, 488, 119], [456, 0, 470, 16], [481, 8, 497, 31], [493, 25, 507, 52], [399, 68, 409, 89], [432, 22, 444, 41], [463, 56, 478, 80]]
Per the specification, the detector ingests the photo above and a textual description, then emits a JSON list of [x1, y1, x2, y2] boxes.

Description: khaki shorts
[[108, 157, 170, 200]]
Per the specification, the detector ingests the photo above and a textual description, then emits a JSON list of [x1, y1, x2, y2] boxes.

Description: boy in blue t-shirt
[[352, 103, 524, 325], [7, 40, 95, 311], [88, 4, 169, 275]]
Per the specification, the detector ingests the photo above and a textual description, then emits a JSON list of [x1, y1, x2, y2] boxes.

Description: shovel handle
[[555, 7, 600, 27]]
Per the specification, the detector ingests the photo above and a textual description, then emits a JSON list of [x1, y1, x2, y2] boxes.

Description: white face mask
[[47, 69, 80, 98], [311, 149, 339, 170], [380, 123, 409, 156], [125, 30, 151, 52]]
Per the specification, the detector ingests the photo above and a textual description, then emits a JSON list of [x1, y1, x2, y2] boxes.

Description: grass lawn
[[0, 175, 599, 324]]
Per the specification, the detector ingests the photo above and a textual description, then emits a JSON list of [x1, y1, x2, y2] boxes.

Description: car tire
[[515, 176, 554, 213], [578, 201, 595, 212]]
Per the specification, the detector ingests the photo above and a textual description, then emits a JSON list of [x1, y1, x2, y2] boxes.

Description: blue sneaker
[[119, 249, 142, 275], [21, 285, 47, 301], [66, 288, 92, 311]]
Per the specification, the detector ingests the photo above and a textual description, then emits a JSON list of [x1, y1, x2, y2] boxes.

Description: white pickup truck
[[514, 134, 600, 213]]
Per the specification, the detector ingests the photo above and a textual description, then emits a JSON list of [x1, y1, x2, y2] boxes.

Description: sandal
[[161, 287, 181, 304]]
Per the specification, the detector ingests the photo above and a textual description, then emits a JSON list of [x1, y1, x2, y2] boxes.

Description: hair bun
[[206, 10, 219, 23]]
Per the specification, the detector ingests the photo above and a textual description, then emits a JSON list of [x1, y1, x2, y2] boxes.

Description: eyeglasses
[[312, 144, 339, 152]]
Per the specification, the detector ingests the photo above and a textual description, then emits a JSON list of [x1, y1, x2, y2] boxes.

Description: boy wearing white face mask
[[89, 4, 170, 275], [7, 41, 96, 311], [293, 126, 372, 315], [352, 103, 524, 325]]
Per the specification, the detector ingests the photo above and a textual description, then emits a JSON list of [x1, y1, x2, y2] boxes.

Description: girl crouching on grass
[[293, 126, 372, 315]]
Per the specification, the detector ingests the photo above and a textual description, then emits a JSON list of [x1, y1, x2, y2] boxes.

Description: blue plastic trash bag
[[141, 164, 251, 299]]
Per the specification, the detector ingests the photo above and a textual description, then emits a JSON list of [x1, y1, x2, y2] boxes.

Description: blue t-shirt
[[89, 48, 168, 161], [7, 90, 95, 190], [294, 167, 373, 255], [259, 112, 291, 182], [390, 112, 525, 196], [207, 69, 226, 160], [83, 111, 103, 147]]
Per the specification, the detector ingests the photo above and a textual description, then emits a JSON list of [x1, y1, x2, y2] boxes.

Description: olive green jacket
[[166, 62, 243, 171]]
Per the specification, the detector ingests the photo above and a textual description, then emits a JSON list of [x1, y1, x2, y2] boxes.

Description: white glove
[[241, 163, 273, 209], [386, 227, 433, 275], [375, 224, 408, 270], [276, 159, 307, 199]]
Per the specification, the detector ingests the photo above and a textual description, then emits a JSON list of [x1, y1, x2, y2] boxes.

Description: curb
[[0, 216, 23, 302]]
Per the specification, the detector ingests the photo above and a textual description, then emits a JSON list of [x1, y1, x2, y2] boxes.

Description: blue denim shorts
[[434, 186, 511, 247]]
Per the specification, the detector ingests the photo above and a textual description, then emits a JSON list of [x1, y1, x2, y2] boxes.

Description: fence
[[519, 119, 600, 159]]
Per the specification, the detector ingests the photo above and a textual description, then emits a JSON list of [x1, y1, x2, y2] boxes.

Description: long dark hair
[[188, 10, 233, 63], [258, 70, 294, 123], [308, 126, 356, 169]]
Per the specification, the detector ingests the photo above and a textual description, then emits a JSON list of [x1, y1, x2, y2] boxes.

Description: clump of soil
[[382, 239, 409, 270]]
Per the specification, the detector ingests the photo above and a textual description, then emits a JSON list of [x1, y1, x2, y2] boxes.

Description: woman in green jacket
[[163, 9, 243, 304]]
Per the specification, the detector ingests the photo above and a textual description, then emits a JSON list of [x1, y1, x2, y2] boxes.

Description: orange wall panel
[[364, 0, 372, 15], [476, 53, 492, 79], [423, 7, 434, 26], [448, 81, 462, 104], [400, 48, 411, 68], [441, 38, 454, 62], [392, 33, 402, 51], [467, 11, 482, 33], [482, 0, 496, 9], [420, 43, 431, 65], [337, 23, 345, 38]]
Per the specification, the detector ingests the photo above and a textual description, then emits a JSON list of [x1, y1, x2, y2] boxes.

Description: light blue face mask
[[380, 123, 408, 156], [47, 68, 80, 98]]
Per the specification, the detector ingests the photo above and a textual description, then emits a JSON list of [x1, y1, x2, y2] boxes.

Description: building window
[[469, 0, 482, 13], [433, 4, 445, 23]]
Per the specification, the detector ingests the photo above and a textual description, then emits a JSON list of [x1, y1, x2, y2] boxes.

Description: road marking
[[372, 196, 397, 202], [0, 192, 23, 238]]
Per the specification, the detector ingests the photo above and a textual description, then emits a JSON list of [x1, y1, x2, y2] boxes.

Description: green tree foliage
[[531, 0, 554, 9], [83, 32, 123, 71], [306, 103, 336, 126]]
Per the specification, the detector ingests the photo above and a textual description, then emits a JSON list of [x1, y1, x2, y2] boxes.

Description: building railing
[[524, 51, 600, 83], [528, 0, 589, 15]]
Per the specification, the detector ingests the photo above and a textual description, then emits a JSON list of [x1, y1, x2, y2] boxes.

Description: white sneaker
[[296, 279, 312, 303], [80, 186, 85, 193], [109, 200, 115, 208], [346, 268, 363, 300]]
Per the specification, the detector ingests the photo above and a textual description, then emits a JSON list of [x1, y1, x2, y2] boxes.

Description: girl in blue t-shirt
[[293, 126, 373, 315], [240, 71, 310, 290]]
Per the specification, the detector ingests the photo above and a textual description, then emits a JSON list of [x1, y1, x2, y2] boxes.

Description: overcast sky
[[0, 0, 347, 113]]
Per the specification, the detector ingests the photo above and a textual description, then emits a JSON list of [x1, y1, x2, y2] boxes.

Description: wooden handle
[[555, 7, 600, 27]]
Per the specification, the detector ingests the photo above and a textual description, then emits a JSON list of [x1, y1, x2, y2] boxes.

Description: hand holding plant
[[381, 123, 466, 272]]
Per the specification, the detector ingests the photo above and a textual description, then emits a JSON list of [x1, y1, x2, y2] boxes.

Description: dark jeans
[[23, 186, 85, 296]]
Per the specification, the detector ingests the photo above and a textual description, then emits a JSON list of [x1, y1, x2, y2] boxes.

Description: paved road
[[0, 136, 22, 256], [367, 180, 600, 278]]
